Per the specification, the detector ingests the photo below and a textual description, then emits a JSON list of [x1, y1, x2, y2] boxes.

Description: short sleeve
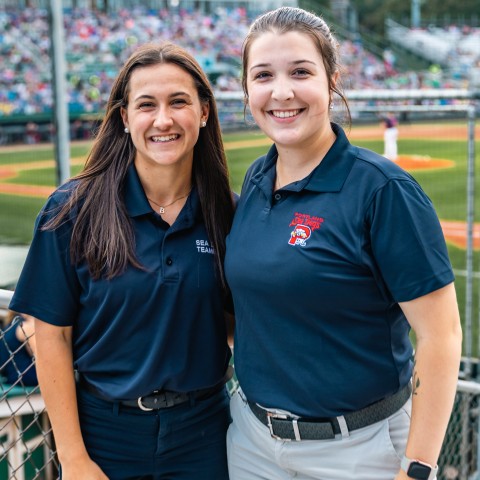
[[9, 193, 81, 326], [367, 178, 454, 302]]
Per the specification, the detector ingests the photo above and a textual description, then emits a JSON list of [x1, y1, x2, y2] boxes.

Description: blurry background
[[0, 1, 479, 479]]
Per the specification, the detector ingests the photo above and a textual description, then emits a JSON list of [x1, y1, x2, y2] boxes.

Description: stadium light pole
[[411, 0, 421, 28], [49, 0, 70, 185]]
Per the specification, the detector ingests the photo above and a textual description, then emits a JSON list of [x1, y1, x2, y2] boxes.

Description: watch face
[[408, 462, 431, 480]]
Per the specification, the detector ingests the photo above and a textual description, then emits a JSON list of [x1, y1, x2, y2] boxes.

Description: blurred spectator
[[0, 312, 37, 386], [70, 119, 90, 140], [383, 48, 396, 76], [25, 121, 40, 144]]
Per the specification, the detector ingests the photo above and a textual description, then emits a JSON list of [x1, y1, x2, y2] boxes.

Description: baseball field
[[1, 121, 478, 244], [0, 120, 479, 353], [1, 121, 479, 245]]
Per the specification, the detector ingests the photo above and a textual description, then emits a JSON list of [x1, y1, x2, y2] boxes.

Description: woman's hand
[[60, 455, 109, 480]]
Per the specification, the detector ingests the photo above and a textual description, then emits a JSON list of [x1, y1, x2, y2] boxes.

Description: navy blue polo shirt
[[224, 123, 454, 418], [10, 164, 230, 400]]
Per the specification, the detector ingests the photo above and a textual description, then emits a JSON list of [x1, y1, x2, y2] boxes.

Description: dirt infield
[[391, 155, 455, 171], [347, 123, 480, 141], [0, 157, 85, 198], [0, 152, 455, 196]]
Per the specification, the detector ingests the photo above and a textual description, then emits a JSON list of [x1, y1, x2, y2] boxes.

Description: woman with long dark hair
[[10, 42, 235, 479]]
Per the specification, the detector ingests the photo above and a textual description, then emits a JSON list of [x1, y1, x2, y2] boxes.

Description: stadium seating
[[0, 7, 477, 124]]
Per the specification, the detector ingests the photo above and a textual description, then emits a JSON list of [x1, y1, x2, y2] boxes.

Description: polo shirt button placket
[[274, 193, 282, 201], [166, 257, 173, 266]]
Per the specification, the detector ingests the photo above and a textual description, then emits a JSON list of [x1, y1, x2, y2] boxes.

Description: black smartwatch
[[401, 455, 438, 480]]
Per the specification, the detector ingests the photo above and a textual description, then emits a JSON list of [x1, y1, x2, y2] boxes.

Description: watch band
[[401, 455, 438, 480]]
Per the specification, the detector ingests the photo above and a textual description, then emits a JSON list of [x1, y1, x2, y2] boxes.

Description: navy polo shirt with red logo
[[224, 123, 454, 418], [10, 164, 231, 401]]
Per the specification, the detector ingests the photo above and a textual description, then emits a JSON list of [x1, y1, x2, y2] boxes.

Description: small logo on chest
[[196, 239, 214, 254], [288, 212, 324, 247]]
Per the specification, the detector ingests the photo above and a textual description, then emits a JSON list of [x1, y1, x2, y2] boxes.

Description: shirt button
[[166, 258, 173, 266], [274, 193, 282, 201]]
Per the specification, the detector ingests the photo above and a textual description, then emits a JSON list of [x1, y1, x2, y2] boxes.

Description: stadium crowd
[[0, 6, 480, 144], [0, 6, 478, 127], [0, 6, 249, 117]]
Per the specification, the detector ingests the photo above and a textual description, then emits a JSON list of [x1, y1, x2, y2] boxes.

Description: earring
[[329, 103, 334, 110], [201, 121, 207, 128], [124, 127, 129, 133]]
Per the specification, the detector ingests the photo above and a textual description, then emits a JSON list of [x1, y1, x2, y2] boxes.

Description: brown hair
[[242, 6, 351, 124], [45, 42, 234, 287]]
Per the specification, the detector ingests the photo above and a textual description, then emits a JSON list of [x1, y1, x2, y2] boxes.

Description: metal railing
[[1, 289, 57, 480]]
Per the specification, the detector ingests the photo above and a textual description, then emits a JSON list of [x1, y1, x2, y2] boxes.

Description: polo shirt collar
[[254, 123, 356, 194], [123, 164, 152, 217], [123, 163, 199, 227]]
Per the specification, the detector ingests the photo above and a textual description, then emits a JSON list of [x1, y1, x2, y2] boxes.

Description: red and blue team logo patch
[[288, 213, 324, 247], [288, 224, 311, 246]]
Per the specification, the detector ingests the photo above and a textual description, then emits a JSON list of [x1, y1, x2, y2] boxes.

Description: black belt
[[248, 383, 411, 441], [77, 366, 232, 411]]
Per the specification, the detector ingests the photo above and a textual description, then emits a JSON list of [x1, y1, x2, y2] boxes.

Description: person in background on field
[[0, 311, 37, 386], [383, 112, 399, 161], [10, 42, 235, 480], [225, 7, 462, 480], [25, 121, 41, 144]]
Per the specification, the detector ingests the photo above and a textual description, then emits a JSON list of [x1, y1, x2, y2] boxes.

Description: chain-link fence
[[0, 289, 58, 479], [440, 379, 480, 480]]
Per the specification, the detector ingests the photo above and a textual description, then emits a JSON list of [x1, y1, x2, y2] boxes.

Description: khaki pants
[[227, 389, 413, 480]]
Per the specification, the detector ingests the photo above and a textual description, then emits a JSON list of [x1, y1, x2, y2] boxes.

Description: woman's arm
[[395, 282, 462, 479], [225, 311, 235, 351], [34, 317, 108, 479]]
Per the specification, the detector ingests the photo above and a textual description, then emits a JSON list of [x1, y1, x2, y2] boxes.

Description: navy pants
[[76, 386, 231, 480]]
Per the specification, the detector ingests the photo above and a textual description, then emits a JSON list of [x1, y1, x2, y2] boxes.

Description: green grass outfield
[[0, 125, 479, 354], [1, 127, 477, 241]]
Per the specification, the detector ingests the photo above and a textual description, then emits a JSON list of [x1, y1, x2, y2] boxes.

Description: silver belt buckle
[[137, 390, 161, 411], [137, 396, 154, 411], [266, 410, 292, 441]]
